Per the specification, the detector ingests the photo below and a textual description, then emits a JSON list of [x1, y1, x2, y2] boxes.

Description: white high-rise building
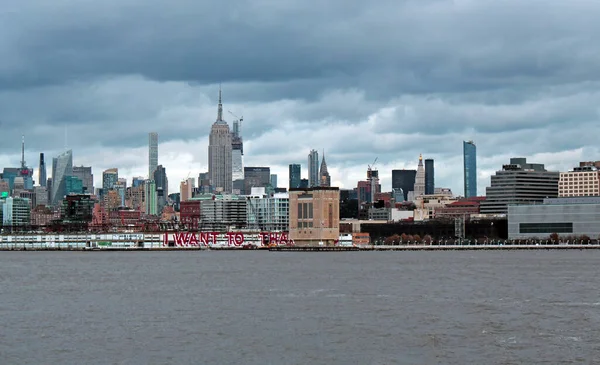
[[208, 88, 233, 193], [232, 114, 244, 190], [149, 132, 158, 179], [414, 154, 426, 197]]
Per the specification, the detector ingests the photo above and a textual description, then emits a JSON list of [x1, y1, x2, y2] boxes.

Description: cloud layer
[[1, 0, 600, 195]]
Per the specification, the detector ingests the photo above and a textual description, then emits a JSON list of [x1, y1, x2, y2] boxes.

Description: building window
[[519, 222, 573, 234]]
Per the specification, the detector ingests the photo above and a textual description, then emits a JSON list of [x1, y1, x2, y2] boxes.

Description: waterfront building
[[319, 153, 331, 187], [244, 167, 270, 196], [51, 150, 73, 206], [39, 153, 47, 188], [480, 158, 559, 215], [102, 168, 118, 192], [463, 140, 477, 198], [508, 197, 600, 239], [208, 88, 233, 193], [392, 169, 416, 202], [289, 187, 340, 246], [558, 165, 600, 197], [308, 149, 319, 187], [414, 155, 425, 197], [72, 166, 94, 194], [149, 132, 158, 179], [289, 164, 301, 190], [425, 158, 434, 195], [247, 188, 289, 231], [188, 194, 247, 231], [0, 197, 31, 226]]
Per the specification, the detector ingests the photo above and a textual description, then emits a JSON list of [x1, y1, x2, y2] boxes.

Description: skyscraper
[[289, 164, 301, 190], [319, 152, 331, 187], [270, 174, 278, 188], [149, 132, 158, 179], [102, 168, 118, 192], [414, 154, 425, 197], [425, 158, 434, 195], [463, 140, 477, 198], [208, 87, 233, 193], [51, 150, 73, 206], [244, 167, 270, 195], [308, 149, 319, 187], [39, 153, 46, 187], [392, 169, 416, 202], [153, 165, 168, 213], [72, 166, 93, 194], [144, 180, 158, 215], [231, 114, 244, 189]]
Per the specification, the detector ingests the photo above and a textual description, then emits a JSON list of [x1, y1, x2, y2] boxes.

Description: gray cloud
[[1, 0, 600, 195]]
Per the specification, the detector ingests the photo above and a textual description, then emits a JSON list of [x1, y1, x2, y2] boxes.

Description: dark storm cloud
[[1, 0, 600, 193]]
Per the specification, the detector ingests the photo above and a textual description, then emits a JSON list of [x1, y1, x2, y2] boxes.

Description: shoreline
[[2, 244, 600, 252]]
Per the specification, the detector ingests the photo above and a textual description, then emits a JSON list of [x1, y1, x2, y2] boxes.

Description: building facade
[[414, 155, 425, 197], [144, 180, 158, 215], [463, 140, 477, 198], [247, 192, 289, 231], [51, 150, 73, 206], [308, 149, 319, 188], [559, 165, 600, 197], [392, 169, 416, 202], [1, 197, 31, 226], [231, 115, 244, 191], [39, 153, 47, 188], [102, 168, 119, 192], [289, 187, 340, 246], [244, 167, 270, 196], [72, 166, 94, 194], [149, 132, 158, 179], [508, 197, 600, 239], [319, 153, 331, 187], [425, 158, 434, 195], [480, 158, 559, 215], [208, 89, 233, 193], [289, 164, 301, 190]]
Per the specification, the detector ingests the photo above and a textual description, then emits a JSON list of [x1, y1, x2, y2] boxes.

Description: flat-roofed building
[[289, 187, 340, 246], [508, 197, 600, 239], [559, 165, 600, 197]]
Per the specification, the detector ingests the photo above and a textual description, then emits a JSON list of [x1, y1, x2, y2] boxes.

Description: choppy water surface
[[1, 251, 599, 364]]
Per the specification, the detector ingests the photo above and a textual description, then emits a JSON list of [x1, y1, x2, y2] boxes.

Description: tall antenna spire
[[21, 135, 25, 169], [216, 84, 223, 122]]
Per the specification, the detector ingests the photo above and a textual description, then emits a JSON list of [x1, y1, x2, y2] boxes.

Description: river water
[[1, 251, 598, 364]]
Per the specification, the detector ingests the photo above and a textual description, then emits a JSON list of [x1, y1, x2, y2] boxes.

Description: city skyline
[[0, 1, 598, 195]]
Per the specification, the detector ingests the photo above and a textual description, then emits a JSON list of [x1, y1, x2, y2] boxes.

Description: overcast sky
[[1, 0, 599, 195]]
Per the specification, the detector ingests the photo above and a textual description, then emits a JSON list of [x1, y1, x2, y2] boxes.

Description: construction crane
[[368, 157, 378, 172], [228, 110, 243, 137], [228, 110, 243, 122]]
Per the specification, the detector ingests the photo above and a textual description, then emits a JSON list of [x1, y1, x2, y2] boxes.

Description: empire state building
[[208, 88, 233, 193]]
